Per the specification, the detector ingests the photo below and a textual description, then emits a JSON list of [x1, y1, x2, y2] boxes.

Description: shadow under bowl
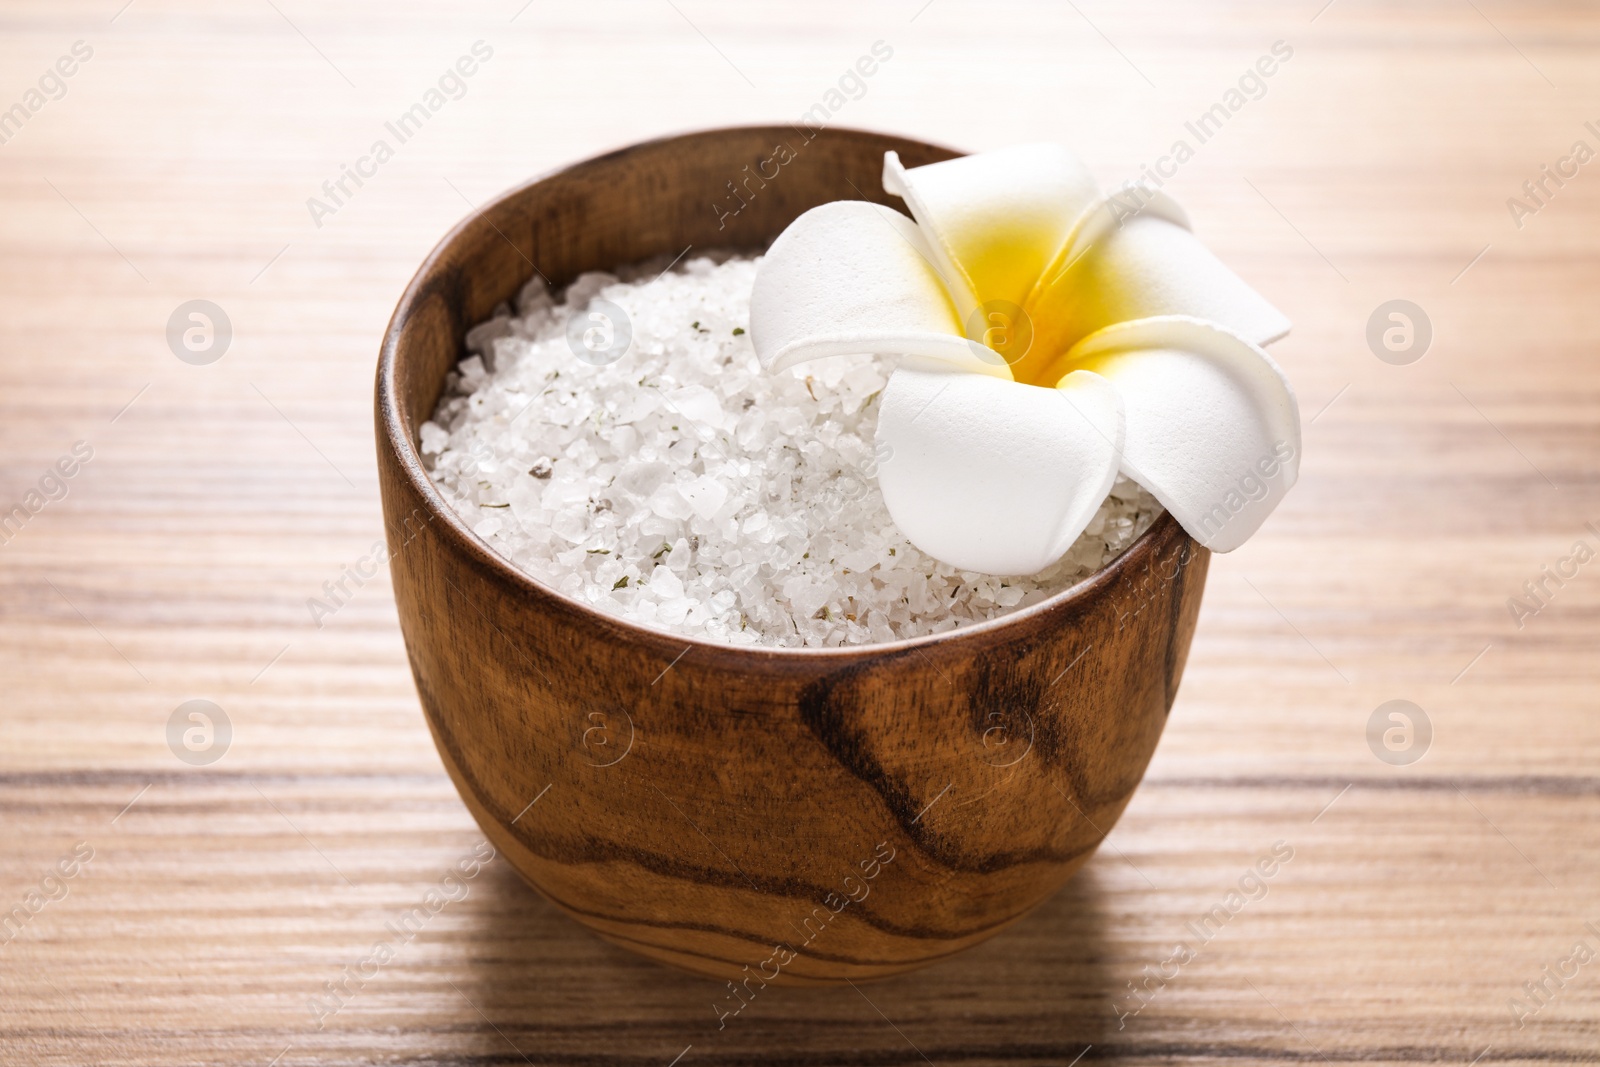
[[375, 125, 1209, 985]]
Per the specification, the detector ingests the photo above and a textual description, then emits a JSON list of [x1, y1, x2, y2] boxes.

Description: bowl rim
[[377, 124, 1184, 663]]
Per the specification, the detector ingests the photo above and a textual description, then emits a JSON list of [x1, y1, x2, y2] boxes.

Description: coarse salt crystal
[[421, 252, 1164, 649], [679, 475, 728, 521]]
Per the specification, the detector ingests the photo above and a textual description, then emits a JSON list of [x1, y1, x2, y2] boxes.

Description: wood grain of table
[[2, 1, 1597, 1064]]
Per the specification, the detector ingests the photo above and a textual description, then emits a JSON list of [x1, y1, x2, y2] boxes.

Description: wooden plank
[[1, 0, 1597, 1062]]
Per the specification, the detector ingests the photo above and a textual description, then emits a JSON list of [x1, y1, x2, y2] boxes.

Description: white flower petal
[[1020, 188, 1291, 381], [883, 143, 1102, 320], [749, 201, 1006, 379], [1062, 317, 1300, 552], [876, 359, 1124, 575]]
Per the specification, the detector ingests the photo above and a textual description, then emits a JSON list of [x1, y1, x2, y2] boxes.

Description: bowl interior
[[377, 125, 1178, 657]]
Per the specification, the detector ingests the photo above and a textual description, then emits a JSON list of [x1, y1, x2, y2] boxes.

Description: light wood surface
[[2, 0, 1597, 1063]]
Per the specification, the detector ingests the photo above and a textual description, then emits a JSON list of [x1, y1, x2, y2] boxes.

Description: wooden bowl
[[376, 126, 1209, 985]]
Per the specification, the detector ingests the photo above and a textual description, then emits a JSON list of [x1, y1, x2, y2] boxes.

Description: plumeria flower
[[749, 143, 1301, 575]]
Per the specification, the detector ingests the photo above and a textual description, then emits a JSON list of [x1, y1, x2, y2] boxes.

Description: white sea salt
[[421, 253, 1163, 648]]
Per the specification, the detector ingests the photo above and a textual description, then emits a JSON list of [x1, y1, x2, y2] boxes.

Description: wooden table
[[3, 1, 1597, 1063]]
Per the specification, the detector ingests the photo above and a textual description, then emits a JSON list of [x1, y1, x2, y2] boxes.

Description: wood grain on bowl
[[375, 127, 1209, 984]]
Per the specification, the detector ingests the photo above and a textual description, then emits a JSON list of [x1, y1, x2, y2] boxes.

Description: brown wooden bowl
[[375, 126, 1209, 986]]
